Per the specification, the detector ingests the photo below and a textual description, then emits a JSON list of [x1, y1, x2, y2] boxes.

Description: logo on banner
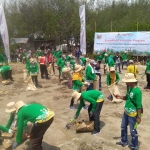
[[97, 34, 101, 39]]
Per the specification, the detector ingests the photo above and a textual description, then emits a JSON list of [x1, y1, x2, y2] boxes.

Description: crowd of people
[[0, 47, 148, 150]]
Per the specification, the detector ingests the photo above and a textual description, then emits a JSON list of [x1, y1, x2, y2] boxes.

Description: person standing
[[114, 73, 143, 150], [39, 53, 49, 79], [85, 60, 97, 90], [47, 50, 55, 75], [114, 52, 121, 74], [121, 51, 128, 69], [72, 90, 104, 135], [144, 55, 150, 89], [12, 101, 54, 150]]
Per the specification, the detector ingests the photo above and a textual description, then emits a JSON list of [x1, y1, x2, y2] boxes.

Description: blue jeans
[[122, 61, 128, 69], [115, 63, 121, 72], [121, 113, 138, 149]]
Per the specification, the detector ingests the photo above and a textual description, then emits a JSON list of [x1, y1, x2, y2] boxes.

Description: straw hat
[[30, 58, 34, 62], [74, 65, 83, 73], [15, 101, 26, 113], [122, 73, 137, 83], [72, 91, 81, 102], [110, 67, 115, 72], [5, 102, 16, 113]]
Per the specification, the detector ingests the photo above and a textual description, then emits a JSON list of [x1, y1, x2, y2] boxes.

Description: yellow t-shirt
[[127, 65, 138, 79]]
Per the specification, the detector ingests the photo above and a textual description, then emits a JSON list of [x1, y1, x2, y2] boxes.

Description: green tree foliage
[[2, 0, 150, 53]]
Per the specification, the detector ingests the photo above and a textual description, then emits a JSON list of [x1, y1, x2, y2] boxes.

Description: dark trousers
[[88, 101, 104, 132], [31, 76, 38, 87], [146, 73, 150, 87], [69, 97, 85, 107], [30, 117, 54, 150], [96, 73, 102, 90], [87, 83, 93, 91], [5, 70, 13, 81], [40, 65, 48, 79]]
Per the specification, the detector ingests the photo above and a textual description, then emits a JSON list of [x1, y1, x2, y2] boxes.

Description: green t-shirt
[[146, 60, 150, 73], [72, 80, 83, 91], [96, 55, 103, 61], [80, 57, 86, 66], [124, 86, 142, 117], [85, 65, 96, 81], [76, 90, 104, 116]]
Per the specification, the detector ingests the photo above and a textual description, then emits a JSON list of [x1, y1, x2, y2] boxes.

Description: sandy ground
[[0, 63, 149, 150]]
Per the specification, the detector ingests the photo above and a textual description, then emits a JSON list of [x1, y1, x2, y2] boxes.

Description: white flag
[[0, 3, 10, 61], [79, 4, 86, 55]]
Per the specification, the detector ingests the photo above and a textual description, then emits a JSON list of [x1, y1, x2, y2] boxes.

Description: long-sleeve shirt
[[28, 62, 39, 75], [106, 72, 120, 85], [76, 90, 104, 116], [86, 65, 96, 81], [16, 103, 54, 143]]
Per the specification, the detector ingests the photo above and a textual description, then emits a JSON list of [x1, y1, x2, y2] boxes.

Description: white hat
[[129, 60, 134, 63], [124, 51, 127, 53], [30, 58, 34, 62], [15, 101, 26, 113], [122, 73, 137, 83], [74, 65, 83, 72], [110, 67, 115, 72], [72, 91, 81, 102], [5, 102, 16, 113], [104, 53, 108, 56]]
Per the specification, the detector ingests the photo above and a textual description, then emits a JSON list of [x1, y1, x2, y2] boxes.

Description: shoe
[[144, 86, 150, 89], [116, 141, 128, 147], [91, 130, 100, 135], [107, 96, 113, 101], [128, 144, 138, 150], [69, 106, 75, 110], [82, 105, 88, 110]]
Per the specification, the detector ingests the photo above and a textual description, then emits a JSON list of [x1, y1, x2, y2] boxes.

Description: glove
[[89, 111, 93, 118], [12, 142, 19, 149], [74, 114, 78, 119]]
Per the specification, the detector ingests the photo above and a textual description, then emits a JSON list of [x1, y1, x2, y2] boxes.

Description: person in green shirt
[[80, 56, 86, 67], [22, 49, 26, 64], [85, 60, 97, 90], [72, 90, 104, 135], [121, 51, 128, 69], [108, 55, 115, 68], [106, 67, 120, 100], [114, 73, 143, 150], [144, 55, 150, 89], [27, 58, 41, 88], [12, 101, 54, 149], [96, 52, 103, 64], [0, 54, 8, 66], [0, 65, 13, 81]]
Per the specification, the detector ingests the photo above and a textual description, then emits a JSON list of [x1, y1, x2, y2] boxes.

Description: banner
[[94, 32, 150, 53], [0, 3, 10, 61], [79, 4, 86, 55]]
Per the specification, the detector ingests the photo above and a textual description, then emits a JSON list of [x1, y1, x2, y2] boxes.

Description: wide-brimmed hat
[[30, 58, 34, 62], [110, 67, 115, 72], [5, 102, 16, 113], [122, 73, 137, 83], [129, 60, 134, 63], [15, 101, 26, 113], [72, 91, 81, 102], [74, 65, 83, 72]]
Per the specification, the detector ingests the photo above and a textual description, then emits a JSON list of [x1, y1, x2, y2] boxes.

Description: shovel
[[66, 118, 75, 129]]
